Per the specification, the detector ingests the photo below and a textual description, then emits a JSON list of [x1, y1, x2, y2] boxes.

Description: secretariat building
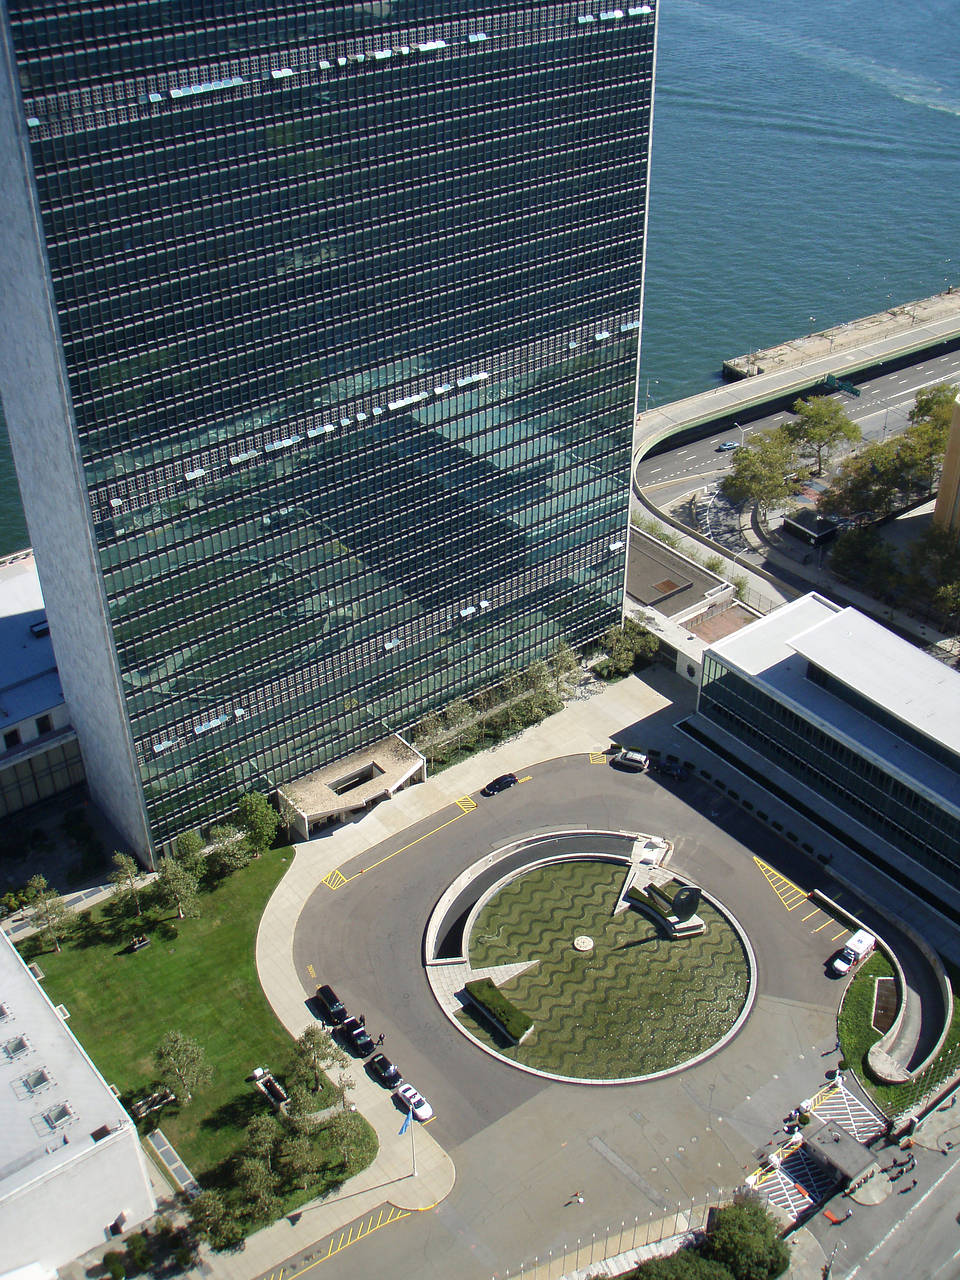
[[0, 1, 656, 858]]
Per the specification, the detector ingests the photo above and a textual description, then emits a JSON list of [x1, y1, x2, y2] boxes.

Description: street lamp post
[[734, 421, 746, 446]]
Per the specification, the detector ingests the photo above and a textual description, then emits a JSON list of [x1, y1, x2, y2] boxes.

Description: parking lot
[[292, 751, 859, 1279]]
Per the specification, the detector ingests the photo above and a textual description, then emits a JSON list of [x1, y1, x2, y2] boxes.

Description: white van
[[830, 929, 876, 976]]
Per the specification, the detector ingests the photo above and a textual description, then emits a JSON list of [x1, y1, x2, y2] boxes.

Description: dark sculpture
[[671, 885, 702, 922]]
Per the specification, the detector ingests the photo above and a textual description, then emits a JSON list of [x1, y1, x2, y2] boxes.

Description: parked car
[[611, 748, 649, 772], [481, 772, 519, 797], [395, 1082, 434, 1121], [650, 759, 688, 780], [368, 1053, 402, 1087], [717, 440, 740, 452], [315, 984, 347, 1025], [340, 1016, 375, 1057]]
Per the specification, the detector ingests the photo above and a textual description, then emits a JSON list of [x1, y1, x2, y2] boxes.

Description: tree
[[278, 1131, 320, 1189], [721, 429, 807, 513], [699, 1197, 789, 1280], [290, 1024, 351, 1096], [550, 639, 579, 693], [829, 527, 902, 601], [155, 855, 199, 919], [237, 791, 279, 855], [153, 1030, 212, 1101], [635, 1251, 733, 1278], [782, 395, 860, 475], [819, 437, 911, 519], [235, 1156, 281, 1224], [28, 874, 74, 953], [242, 1113, 281, 1170], [906, 381, 956, 488], [208, 823, 251, 876], [173, 830, 205, 877], [109, 851, 144, 917], [187, 1189, 244, 1251]]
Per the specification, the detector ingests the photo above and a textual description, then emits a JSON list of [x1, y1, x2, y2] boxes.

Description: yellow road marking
[[753, 857, 809, 911], [279, 1205, 411, 1278], [322, 804, 475, 890], [306, 964, 316, 979], [832, 929, 847, 941], [801, 909, 820, 922], [813, 919, 832, 933], [589, 752, 606, 765], [519, 775, 532, 783], [455, 795, 477, 813]]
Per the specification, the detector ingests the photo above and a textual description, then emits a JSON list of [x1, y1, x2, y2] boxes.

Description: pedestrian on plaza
[[843, 1210, 853, 1222], [376, 1033, 385, 1046], [359, 1012, 365, 1025], [900, 1179, 917, 1193], [570, 1191, 584, 1205]]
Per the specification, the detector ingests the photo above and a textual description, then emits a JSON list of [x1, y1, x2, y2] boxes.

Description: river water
[[1, 0, 958, 554]]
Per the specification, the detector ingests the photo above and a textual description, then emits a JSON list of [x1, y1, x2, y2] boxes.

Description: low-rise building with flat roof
[[0, 930, 155, 1276], [689, 592, 960, 918], [0, 551, 84, 821]]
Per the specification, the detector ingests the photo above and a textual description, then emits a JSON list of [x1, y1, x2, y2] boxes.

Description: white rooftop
[[0, 929, 133, 1200], [706, 593, 960, 805], [0, 551, 63, 726]]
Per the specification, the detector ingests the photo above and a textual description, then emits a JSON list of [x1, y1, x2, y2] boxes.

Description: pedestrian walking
[[376, 1032, 384, 1046], [359, 1012, 365, 1026], [843, 1210, 853, 1222], [570, 1190, 584, 1205], [899, 1179, 917, 1194]]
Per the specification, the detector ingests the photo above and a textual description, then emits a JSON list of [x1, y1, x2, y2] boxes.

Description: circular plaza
[[425, 833, 756, 1084]]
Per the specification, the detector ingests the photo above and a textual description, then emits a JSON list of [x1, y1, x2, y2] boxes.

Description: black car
[[481, 772, 519, 797], [315, 984, 347, 1025], [367, 1052, 402, 1087], [650, 759, 688, 781], [340, 1016, 375, 1057]]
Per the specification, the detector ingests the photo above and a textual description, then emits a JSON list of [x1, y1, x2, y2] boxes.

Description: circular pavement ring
[[425, 833, 758, 1086]]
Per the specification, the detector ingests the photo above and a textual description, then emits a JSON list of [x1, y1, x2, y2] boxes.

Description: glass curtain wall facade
[[699, 655, 960, 884], [4, 1, 654, 847]]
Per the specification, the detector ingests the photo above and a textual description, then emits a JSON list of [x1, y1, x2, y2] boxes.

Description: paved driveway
[[292, 754, 850, 1279]]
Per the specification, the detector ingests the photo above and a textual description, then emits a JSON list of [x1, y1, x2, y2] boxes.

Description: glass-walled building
[[0, 2, 656, 857], [693, 593, 960, 907]]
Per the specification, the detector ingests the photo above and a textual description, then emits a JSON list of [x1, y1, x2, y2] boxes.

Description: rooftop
[[626, 527, 730, 621], [0, 929, 134, 1201], [279, 735, 423, 823], [706, 593, 960, 810], [0, 551, 63, 727]]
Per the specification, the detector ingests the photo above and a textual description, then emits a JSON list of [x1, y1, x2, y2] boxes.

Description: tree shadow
[[200, 1090, 261, 1134]]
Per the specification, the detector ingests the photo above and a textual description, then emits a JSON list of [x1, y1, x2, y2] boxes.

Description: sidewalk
[[205, 671, 675, 1280]]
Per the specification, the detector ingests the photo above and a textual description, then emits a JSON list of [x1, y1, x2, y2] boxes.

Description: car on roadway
[[649, 759, 689, 781], [314, 984, 347, 1025], [611, 748, 649, 772], [368, 1053, 402, 1087], [395, 1082, 434, 1121], [716, 440, 740, 452], [481, 772, 519, 797], [340, 1017, 375, 1057]]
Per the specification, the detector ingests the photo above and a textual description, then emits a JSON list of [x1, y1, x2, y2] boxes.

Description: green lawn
[[840, 952, 960, 1116], [461, 860, 750, 1078], [19, 850, 299, 1177]]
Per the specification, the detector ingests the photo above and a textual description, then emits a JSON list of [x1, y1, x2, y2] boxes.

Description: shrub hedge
[[465, 978, 533, 1042]]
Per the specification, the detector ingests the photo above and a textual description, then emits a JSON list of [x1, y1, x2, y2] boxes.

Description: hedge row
[[465, 978, 533, 1042]]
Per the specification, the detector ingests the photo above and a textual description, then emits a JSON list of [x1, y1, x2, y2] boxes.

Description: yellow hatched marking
[[278, 1206, 411, 1278], [753, 857, 809, 911], [306, 964, 316, 979], [456, 795, 477, 813], [322, 868, 347, 891], [589, 752, 606, 765]]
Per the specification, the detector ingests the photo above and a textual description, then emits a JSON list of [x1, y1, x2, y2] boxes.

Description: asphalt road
[[635, 347, 960, 509], [292, 753, 855, 1280]]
